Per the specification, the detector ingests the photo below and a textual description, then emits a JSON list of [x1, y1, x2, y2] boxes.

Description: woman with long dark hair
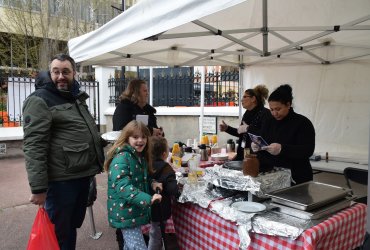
[[252, 84, 315, 184]]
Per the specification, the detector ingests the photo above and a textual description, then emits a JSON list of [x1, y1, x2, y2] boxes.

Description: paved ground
[[0, 157, 118, 250], [0, 156, 366, 250]]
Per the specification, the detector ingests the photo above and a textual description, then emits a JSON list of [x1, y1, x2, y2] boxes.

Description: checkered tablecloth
[[171, 202, 367, 250], [141, 218, 176, 234]]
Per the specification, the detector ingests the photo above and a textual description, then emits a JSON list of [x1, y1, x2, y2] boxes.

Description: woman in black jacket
[[113, 79, 163, 136], [219, 85, 272, 161], [252, 84, 315, 185]]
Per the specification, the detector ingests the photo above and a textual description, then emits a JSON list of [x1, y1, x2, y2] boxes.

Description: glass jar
[[242, 154, 259, 177]]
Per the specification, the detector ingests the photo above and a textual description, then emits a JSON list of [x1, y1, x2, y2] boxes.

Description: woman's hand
[[261, 143, 282, 155], [219, 120, 228, 132], [151, 193, 162, 204], [251, 142, 261, 152], [237, 121, 249, 134]]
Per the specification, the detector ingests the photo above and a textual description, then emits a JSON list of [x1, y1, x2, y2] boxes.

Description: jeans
[[121, 226, 147, 250], [44, 176, 90, 250]]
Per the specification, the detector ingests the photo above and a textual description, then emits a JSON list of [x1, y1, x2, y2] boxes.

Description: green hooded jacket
[[107, 144, 152, 229]]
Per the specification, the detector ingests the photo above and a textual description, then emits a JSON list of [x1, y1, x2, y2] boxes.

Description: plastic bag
[[27, 207, 60, 250]]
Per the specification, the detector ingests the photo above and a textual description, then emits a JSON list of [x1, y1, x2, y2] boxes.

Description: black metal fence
[[79, 79, 100, 130], [0, 75, 100, 128], [108, 68, 239, 107], [1, 68, 239, 128]]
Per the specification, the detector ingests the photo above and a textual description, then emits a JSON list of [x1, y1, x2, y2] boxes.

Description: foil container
[[210, 197, 255, 224], [176, 165, 309, 248], [177, 180, 224, 208], [251, 211, 313, 239], [203, 165, 291, 197]]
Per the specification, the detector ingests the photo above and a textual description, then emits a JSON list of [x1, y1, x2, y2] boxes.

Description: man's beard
[[56, 82, 70, 91]]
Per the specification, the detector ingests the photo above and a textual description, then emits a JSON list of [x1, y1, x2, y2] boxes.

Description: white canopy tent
[[69, 3, 370, 155], [69, 0, 370, 231], [69, 0, 370, 155], [69, 0, 370, 67]]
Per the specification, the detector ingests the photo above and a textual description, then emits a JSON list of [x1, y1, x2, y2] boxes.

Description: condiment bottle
[[172, 143, 181, 156], [171, 143, 182, 168], [242, 149, 259, 177]]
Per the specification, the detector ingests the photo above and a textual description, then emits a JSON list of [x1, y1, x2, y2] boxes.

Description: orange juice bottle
[[171, 143, 182, 168], [211, 135, 218, 145], [200, 136, 206, 145], [172, 143, 180, 155], [204, 135, 209, 145]]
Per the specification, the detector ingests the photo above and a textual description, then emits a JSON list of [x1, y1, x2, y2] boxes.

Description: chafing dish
[[265, 181, 350, 211]]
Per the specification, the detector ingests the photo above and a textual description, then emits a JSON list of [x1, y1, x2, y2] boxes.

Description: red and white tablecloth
[[171, 202, 367, 250], [141, 218, 176, 234]]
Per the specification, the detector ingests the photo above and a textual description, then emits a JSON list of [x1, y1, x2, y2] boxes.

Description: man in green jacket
[[23, 54, 105, 250]]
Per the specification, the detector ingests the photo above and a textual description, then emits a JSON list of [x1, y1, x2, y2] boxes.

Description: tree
[[0, 0, 122, 71]]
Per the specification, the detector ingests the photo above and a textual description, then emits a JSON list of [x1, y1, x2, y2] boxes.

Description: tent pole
[[262, 0, 268, 56], [367, 117, 370, 232], [238, 54, 244, 120], [238, 68, 244, 120], [199, 67, 205, 140], [149, 67, 153, 105]]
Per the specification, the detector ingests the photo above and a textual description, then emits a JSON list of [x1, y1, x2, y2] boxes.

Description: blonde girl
[[104, 120, 161, 250]]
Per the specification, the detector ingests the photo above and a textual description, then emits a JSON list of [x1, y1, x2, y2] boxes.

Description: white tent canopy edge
[[69, 0, 370, 67], [68, 0, 370, 158]]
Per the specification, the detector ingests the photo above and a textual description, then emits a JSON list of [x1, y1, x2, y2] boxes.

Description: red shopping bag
[[26, 207, 60, 250]]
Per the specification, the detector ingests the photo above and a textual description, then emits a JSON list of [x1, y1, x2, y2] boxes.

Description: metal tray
[[271, 198, 351, 220], [265, 181, 350, 211]]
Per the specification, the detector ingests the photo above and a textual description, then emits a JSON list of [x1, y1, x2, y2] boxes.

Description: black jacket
[[257, 108, 315, 184], [150, 160, 179, 222], [225, 105, 272, 160], [112, 99, 159, 134]]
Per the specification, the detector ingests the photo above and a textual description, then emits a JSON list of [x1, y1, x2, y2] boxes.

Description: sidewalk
[[0, 157, 118, 250]]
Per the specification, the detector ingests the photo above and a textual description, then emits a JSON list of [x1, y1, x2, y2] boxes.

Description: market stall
[[102, 133, 368, 249], [169, 164, 367, 249]]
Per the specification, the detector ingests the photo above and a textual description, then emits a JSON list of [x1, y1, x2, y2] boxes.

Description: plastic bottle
[[171, 143, 182, 168]]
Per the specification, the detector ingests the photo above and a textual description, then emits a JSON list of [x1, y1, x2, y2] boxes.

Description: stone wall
[[0, 140, 24, 159]]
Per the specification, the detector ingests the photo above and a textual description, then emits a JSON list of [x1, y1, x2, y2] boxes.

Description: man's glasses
[[51, 70, 72, 76]]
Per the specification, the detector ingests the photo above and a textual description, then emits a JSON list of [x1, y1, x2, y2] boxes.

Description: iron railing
[[108, 69, 239, 107], [0, 75, 100, 128]]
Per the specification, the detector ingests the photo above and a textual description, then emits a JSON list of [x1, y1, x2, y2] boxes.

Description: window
[[0, 0, 40, 11], [49, 0, 63, 15], [31, 0, 41, 11]]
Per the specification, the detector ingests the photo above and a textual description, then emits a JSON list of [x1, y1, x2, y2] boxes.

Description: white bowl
[[211, 153, 229, 161]]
